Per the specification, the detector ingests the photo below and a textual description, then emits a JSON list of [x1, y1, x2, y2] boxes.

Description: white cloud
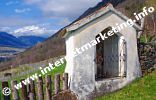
[[12, 25, 57, 37], [0, 27, 10, 32], [15, 8, 31, 13], [6, 1, 19, 6], [24, 0, 43, 4], [1, 1, 102, 37], [24, 0, 101, 19], [0, 16, 37, 27]]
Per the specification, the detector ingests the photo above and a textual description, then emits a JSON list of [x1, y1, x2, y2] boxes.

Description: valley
[[0, 32, 46, 63], [0, 46, 26, 62]]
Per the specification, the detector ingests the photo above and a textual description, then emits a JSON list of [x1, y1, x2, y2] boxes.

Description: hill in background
[[18, 36, 46, 47], [0, 32, 27, 48], [0, 32, 46, 48], [0, 0, 156, 71], [0, 32, 46, 63]]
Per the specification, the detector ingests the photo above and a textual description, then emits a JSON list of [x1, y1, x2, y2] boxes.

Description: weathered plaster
[[65, 7, 141, 100]]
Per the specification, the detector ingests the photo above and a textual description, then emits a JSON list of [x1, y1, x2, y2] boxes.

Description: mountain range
[[0, 32, 46, 48], [18, 36, 46, 47]]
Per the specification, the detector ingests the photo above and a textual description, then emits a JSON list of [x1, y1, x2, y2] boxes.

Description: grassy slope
[[0, 63, 65, 100], [94, 70, 156, 100]]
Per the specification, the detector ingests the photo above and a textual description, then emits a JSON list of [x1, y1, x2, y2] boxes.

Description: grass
[[0, 62, 66, 100], [1, 63, 156, 100], [13, 62, 66, 81], [0, 65, 33, 78], [0, 82, 2, 99], [140, 34, 156, 43], [94, 70, 156, 100]]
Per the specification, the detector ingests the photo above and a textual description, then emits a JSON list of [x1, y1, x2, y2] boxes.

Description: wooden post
[[2, 81, 11, 100], [54, 74, 60, 94], [45, 75, 52, 100], [29, 79, 36, 100], [21, 79, 28, 100], [27, 83, 30, 95], [37, 77, 44, 100], [63, 73, 68, 90], [11, 81, 20, 100]]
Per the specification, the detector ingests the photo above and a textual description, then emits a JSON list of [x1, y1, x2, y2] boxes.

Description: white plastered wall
[[65, 11, 141, 99]]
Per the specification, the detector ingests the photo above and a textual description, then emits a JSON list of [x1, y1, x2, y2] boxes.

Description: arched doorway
[[95, 28, 126, 81]]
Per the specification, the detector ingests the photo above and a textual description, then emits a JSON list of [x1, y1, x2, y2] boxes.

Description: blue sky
[[0, 0, 101, 37]]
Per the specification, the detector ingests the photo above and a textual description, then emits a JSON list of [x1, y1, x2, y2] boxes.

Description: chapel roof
[[60, 2, 142, 38]]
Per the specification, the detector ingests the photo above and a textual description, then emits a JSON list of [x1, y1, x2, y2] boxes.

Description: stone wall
[[138, 42, 156, 75]]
